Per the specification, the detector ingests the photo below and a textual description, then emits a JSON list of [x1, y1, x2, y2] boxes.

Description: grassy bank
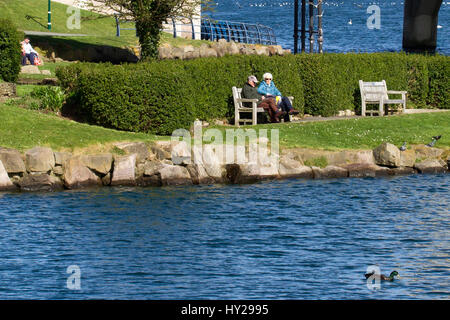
[[0, 0, 210, 50], [211, 112, 450, 150], [1, 91, 449, 153], [0, 101, 166, 153]]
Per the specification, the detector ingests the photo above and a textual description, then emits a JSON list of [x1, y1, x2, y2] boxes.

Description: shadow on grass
[[28, 35, 138, 64]]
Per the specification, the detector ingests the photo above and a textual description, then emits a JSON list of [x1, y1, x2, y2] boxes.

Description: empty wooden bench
[[359, 80, 407, 116], [232, 86, 294, 126]]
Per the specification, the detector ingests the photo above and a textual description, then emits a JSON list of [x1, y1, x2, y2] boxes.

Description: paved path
[[24, 30, 88, 37], [291, 109, 450, 124]]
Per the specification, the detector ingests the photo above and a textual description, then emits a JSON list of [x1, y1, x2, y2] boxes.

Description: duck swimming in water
[[364, 270, 399, 281]]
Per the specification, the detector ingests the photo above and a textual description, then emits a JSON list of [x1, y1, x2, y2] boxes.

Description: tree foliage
[[83, 0, 212, 60]]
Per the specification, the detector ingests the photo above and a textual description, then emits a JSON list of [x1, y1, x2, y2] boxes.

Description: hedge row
[[57, 53, 449, 135], [0, 19, 23, 82]]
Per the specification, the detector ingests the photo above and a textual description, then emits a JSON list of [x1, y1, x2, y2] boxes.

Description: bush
[[0, 19, 23, 82], [56, 53, 449, 135], [30, 86, 66, 112]]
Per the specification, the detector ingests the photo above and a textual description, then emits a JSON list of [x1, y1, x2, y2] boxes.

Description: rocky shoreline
[[0, 141, 448, 192]]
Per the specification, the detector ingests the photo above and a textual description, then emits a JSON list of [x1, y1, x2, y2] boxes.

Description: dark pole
[[318, 0, 323, 53], [309, 0, 314, 53], [294, 0, 299, 54], [48, 0, 51, 30], [301, 0, 306, 52]]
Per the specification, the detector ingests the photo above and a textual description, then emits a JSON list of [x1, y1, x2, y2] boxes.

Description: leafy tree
[[84, 0, 212, 60]]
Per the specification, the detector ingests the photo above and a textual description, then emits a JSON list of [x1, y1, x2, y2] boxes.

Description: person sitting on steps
[[257, 72, 300, 122], [21, 38, 38, 66], [241, 75, 286, 123]]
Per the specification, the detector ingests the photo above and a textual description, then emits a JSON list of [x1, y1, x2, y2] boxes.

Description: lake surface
[[0, 174, 449, 299], [209, 0, 450, 54]]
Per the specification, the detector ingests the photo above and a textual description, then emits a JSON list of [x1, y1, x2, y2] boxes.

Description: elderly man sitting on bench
[[241, 75, 286, 123]]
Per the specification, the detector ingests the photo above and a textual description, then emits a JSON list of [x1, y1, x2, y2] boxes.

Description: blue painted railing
[[114, 15, 277, 46]]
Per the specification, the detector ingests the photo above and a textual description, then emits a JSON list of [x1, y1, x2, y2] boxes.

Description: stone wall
[[0, 83, 16, 98], [158, 39, 290, 60], [0, 142, 448, 192]]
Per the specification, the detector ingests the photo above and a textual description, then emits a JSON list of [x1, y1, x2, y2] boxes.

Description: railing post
[[309, 0, 314, 53], [172, 19, 177, 38], [225, 21, 231, 41], [190, 18, 195, 40], [255, 24, 262, 44], [115, 14, 120, 37], [242, 23, 248, 44]]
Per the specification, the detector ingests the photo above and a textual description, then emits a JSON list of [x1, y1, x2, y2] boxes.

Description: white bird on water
[[348, 19, 353, 25], [437, 25, 443, 29]]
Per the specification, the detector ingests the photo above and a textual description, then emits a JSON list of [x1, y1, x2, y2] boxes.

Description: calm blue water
[[0, 174, 449, 299], [209, 0, 450, 54]]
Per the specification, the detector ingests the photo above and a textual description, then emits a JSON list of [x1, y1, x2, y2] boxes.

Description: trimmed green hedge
[[0, 19, 23, 82], [57, 53, 449, 135]]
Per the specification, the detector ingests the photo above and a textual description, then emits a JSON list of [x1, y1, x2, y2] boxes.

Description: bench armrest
[[237, 98, 259, 103], [387, 90, 407, 95]]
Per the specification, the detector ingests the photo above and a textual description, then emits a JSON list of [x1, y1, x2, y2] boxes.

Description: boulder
[[82, 154, 113, 175], [340, 163, 391, 178], [186, 164, 215, 185], [0, 147, 26, 174], [414, 159, 447, 174], [399, 149, 416, 167], [159, 165, 193, 186], [40, 70, 51, 75], [63, 156, 102, 189], [228, 41, 240, 55], [201, 144, 226, 182], [226, 157, 280, 184], [54, 152, 72, 166], [170, 141, 191, 165], [113, 142, 150, 163], [279, 157, 313, 179], [18, 173, 63, 192], [25, 147, 55, 172], [312, 165, 348, 179], [390, 167, 416, 175], [412, 144, 444, 159], [111, 154, 137, 186], [20, 65, 40, 74], [0, 160, 15, 191], [373, 142, 401, 167]]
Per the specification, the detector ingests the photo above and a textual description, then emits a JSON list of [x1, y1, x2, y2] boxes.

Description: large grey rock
[[279, 157, 313, 179], [414, 159, 447, 174], [0, 160, 15, 191], [63, 156, 102, 189], [399, 149, 416, 167], [159, 165, 193, 186], [412, 144, 444, 159], [18, 173, 63, 192], [373, 142, 401, 167], [25, 147, 55, 172], [54, 152, 72, 166], [226, 157, 280, 184], [340, 163, 391, 178], [283, 148, 375, 166], [186, 164, 215, 185], [111, 154, 137, 186], [312, 165, 348, 179], [390, 167, 416, 175], [201, 144, 226, 182], [20, 65, 40, 74], [170, 141, 191, 165], [82, 154, 113, 175], [0, 148, 26, 174], [113, 142, 150, 163]]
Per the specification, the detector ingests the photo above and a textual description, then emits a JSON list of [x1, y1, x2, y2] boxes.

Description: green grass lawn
[[0, 0, 210, 50], [211, 112, 450, 150], [0, 101, 166, 152]]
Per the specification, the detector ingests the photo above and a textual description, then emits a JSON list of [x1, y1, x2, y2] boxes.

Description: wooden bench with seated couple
[[232, 86, 294, 126]]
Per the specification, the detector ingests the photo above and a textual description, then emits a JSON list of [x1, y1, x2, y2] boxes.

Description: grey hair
[[263, 73, 273, 80]]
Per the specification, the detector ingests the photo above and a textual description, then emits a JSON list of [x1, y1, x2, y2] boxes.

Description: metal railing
[[114, 15, 277, 46]]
